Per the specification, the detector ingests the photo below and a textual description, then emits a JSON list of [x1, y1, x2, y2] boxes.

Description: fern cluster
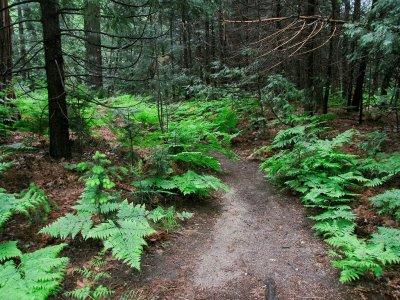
[[135, 170, 227, 197], [0, 184, 50, 229], [327, 227, 400, 282], [0, 242, 69, 299], [359, 152, 400, 187], [64, 253, 114, 300], [262, 116, 400, 283], [370, 189, 400, 221], [41, 152, 192, 270]]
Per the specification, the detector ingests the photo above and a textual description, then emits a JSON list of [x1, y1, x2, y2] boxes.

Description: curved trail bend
[[130, 157, 353, 299]]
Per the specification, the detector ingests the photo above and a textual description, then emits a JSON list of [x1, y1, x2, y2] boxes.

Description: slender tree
[[84, 0, 103, 90], [40, 0, 71, 158], [0, 0, 13, 97]]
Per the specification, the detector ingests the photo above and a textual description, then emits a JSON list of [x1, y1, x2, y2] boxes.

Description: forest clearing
[[0, 0, 400, 299]]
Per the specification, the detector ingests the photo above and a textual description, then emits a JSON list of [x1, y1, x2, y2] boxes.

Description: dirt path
[[123, 157, 355, 299]]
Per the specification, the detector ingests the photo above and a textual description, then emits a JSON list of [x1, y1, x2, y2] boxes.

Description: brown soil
[[119, 155, 359, 299]]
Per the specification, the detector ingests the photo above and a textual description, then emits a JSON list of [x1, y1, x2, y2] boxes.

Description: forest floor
[[120, 154, 359, 300], [2, 112, 399, 299]]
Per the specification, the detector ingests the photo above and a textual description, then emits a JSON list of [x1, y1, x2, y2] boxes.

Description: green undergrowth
[[41, 152, 193, 270], [0, 152, 68, 299], [107, 95, 237, 199], [261, 114, 400, 283]]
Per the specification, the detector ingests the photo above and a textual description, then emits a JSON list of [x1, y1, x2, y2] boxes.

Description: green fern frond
[[0, 184, 50, 229], [40, 213, 93, 239], [311, 206, 356, 222], [87, 219, 155, 269], [0, 241, 22, 262], [370, 189, 400, 221], [313, 219, 356, 237], [171, 152, 221, 171], [0, 244, 68, 300]]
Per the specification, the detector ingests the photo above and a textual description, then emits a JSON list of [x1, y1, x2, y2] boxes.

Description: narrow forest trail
[[127, 157, 355, 299]]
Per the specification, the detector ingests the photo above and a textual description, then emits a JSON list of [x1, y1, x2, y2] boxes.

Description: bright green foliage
[[0, 243, 69, 300], [262, 116, 400, 283], [327, 231, 400, 283], [0, 241, 22, 262], [359, 152, 400, 187], [41, 152, 190, 270], [87, 218, 155, 269], [136, 170, 227, 197], [64, 253, 114, 300], [370, 189, 400, 221], [370, 227, 400, 256], [171, 152, 221, 171], [262, 123, 362, 208], [0, 184, 50, 229]]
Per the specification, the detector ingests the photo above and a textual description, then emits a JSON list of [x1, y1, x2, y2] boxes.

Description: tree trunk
[[352, 0, 377, 114], [40, 0, 71, 159], [352, 59, 367, 112], [341, 0, 350, 99], [305, 0, 317, 112], [17, 1, 27, 80], [84, 0, 103, 90], [218, 7, 226, 63], [322, 0, 339, 114], [381, 67, 393, 96], [346, 0, 361, 108], [0, 0, 13, 96], [181, 4, 190, 69]]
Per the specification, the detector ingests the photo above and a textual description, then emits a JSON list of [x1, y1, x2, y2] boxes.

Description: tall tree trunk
[[40, 0, 71, 159], [84, 0, 103, 90], [322, 0, 339, 114], [0, 0, 13, 97], [218, 7, 226, 63], [305, 0, 317, 112], [17, 1, 27, 80], [181, 4, 190, 69], [352, 0, 377, 115], [381, 67, 393, 96], [341, 0, 350, 99], [346, 0, 361, 108], [352, 59, 367, 113]]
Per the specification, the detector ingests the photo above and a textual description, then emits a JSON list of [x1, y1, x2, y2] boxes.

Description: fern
[[41, 152, 190, 270], [370, 189, 400, 221], [87, 219, 155, 269], [171, 152, 221, 171], [0, 241, 22, 262], [0, 184, 50, 229], [64, 253, 114, 300], [136, 171, 227, 197], [360, 153, 400, 187], [0, 243, 68, 300], [327, 234, 400, 283], [370, 227, 400, 256], [40, 213, 93, 239], [262, 117, 400, 284]]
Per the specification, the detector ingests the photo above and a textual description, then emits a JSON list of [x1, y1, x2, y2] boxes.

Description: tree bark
[[352, 0, 377, 114], [0, 0, 13, 96], [322, 0, 339, 114], [346, 0, 361, 108], [17, 1, 27, 80], [40, 0, 71, 159], [341, 0, 350, 99], [305, 0, 317, 112], [84, 0, 103, 90]]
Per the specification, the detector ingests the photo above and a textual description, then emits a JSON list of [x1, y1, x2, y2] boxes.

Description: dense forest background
[[1, 0, 398, 158], [1, 0, 400, 299]]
